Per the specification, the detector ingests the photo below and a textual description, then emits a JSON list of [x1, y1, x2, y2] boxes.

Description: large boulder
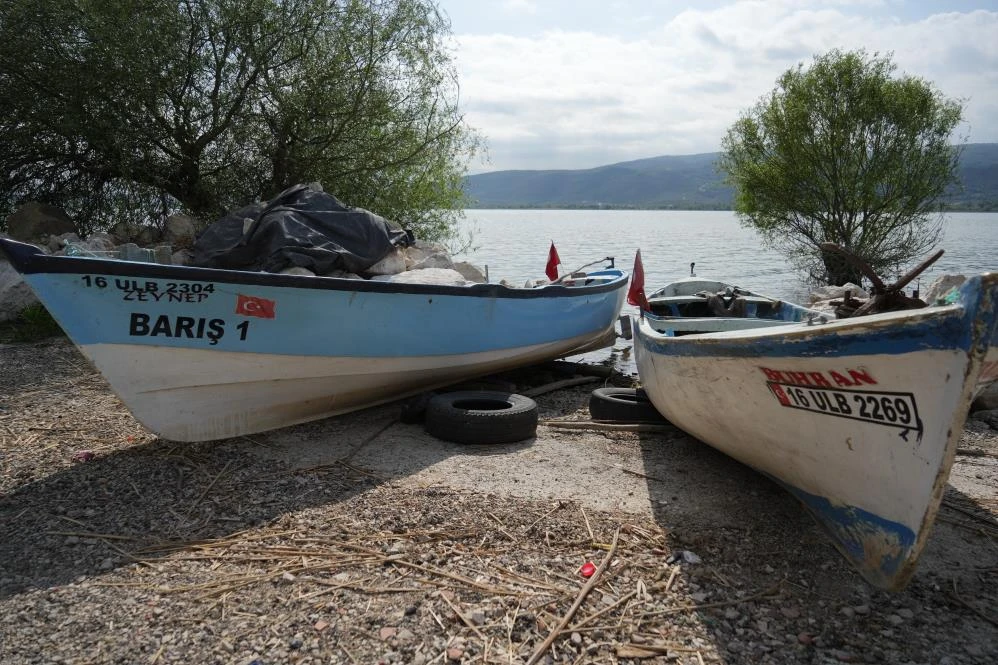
[[163, 213, 198, 248], [808, 283, 868, 303], [404, 240, 454, 270], [0, 259, 39, 322], [453, 261, 487, 283], [370, 267, 468, 286], [110, 221, 160, 246], [6, 203, 76, 243], [47, 232, 81, 253], [365, 249, 407, 276]]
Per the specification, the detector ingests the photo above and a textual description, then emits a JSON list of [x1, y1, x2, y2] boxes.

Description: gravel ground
[[1, 339, 996, 665]]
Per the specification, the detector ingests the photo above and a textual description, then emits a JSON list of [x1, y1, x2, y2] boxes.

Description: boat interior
[[644, 278, 829, 336]]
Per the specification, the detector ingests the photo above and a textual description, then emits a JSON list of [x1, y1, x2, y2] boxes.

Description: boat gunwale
[[636, 300, 969, 348], [0, 238, 627, 300]]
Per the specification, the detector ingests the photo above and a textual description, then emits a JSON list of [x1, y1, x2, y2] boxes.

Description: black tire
[[425, 391, 538, 444], [588, 387, 667, 423]]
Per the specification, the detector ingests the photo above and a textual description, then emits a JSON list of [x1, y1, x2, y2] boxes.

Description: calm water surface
[[454, 210, 998, 305]]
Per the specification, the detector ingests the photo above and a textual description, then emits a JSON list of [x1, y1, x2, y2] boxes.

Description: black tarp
[[192, 185, 411, 274]]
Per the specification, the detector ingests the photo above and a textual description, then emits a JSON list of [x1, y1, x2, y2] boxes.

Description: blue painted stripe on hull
[[21, 268, 626, 357], [636, 275, 998, 360], [777, 479, 916, 584]]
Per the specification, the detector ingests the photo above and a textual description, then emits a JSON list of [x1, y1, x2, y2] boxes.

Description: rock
[[971, 381, 998, 412], [446, 646, 463, 661], [780, 606, 800, 619], [109, 221, 138, 243], [48, 232, 81, 253], [404, 242, 454, 270], [896, 608, 914, 619], [366, 249, 408, 276], [279, 266, 316, 277], [5, 202, 76, 242], [852, 604, 870, 616], [134, 225, 160, 246], [322, 269, 363, 280], [963, 418, 991, 433], [809, 283, 868, 304], [153, 245, 173, 265], [923, 274, 966, 305], [71, 233, 116, 256], [453, 261, 487, 283], [171, 250, 194, 267], [0, 259, 40, 322], [163, 214, 198, 248], [370, 268, 468, 286], [110, 221, 159, 245], [379, 626, 397, 641], [972, 409, 998, 429]]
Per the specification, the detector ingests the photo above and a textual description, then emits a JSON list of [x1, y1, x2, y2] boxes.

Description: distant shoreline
[[463, 204, 998, 212]]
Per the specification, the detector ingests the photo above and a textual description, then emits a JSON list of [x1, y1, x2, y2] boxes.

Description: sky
[[435, 0, 998, 173]]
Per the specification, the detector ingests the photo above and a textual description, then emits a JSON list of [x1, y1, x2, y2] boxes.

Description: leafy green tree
[[719, 49, 963, 286], [0, 0, 480, 240]]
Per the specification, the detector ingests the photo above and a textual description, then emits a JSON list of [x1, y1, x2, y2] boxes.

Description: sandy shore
[[1, 339, 996, 664]]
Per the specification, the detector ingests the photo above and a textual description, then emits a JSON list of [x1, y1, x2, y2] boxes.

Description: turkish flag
[[627, 249, 649, 311], [545, 242, 561, 281], [235, 294, 276, 319]]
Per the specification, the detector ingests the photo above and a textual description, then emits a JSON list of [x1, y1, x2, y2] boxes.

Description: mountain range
[[463, 143, 998, 211]]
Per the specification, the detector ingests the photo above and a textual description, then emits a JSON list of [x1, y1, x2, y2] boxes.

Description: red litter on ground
[[579, 561, 597, 578]]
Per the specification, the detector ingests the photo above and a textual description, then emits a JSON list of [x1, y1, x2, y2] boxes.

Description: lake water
[[454, 210, 998, 306], [453, 210, 998, 372]]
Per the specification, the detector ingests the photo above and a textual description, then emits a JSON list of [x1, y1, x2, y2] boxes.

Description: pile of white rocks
[[1, 201, 489, 322], [1, 202, 200, 322]]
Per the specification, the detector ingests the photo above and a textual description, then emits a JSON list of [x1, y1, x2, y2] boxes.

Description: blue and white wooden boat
[[1, 238, 627, 442], [634, 273, 998, 591]]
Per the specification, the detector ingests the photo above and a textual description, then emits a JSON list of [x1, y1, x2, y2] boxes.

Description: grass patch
[[0, 303, 67, 343]]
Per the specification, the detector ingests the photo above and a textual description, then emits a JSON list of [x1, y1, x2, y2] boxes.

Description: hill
[[463, 143, 998, 210]]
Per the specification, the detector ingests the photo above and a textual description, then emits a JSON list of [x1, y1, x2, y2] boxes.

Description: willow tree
[[719, 49, 963, 285], [0, 0, 479, 240]]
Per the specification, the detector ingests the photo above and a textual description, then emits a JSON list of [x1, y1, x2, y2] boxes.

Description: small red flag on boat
[[236, 294, 276, 319], [627, 249, 649, 311], [545, 241, 561, 281]]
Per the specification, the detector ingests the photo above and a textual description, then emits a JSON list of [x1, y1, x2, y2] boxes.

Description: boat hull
[[634, 273, 998, 590], [2, 239, 627, 441]]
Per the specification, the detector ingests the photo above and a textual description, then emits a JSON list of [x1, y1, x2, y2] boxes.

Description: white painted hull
[[634, 272, 998, 590], [82, 331, 605, 442]]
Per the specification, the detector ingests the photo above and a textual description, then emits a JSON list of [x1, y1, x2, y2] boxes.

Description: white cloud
[[502, 0, 538, 16], [450, 2, 998, 172]]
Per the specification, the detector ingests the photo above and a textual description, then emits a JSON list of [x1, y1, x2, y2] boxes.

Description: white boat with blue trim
[[1, 238, 627, 443], [633, 267, 998, 591]]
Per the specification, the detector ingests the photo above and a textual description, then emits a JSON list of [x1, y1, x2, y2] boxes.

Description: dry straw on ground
[[1, 339, 996, 664]]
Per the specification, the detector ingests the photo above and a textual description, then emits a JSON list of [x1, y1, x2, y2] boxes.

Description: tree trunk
[[820, 247, 864, 286]]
